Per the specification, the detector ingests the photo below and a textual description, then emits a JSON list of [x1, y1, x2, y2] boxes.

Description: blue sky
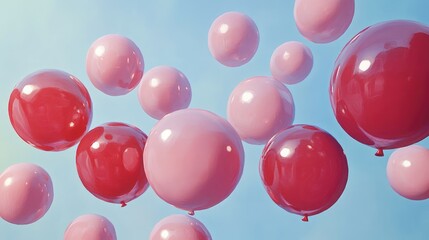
[[1, 0, 429, 239]]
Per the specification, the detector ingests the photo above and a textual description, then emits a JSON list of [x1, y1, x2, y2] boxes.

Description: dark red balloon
[[260, 125, 348, 221], [76, 122, 149, 206], [8, 70, 93, 151], [330, 20, 429, 155]]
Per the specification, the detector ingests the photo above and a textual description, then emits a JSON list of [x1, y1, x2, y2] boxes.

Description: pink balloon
[[227, 76, 295, 145], [144, 108, 244, 213], [150, 215, 211, 240], [138, 66, 192, 120], [208, 11, 259, 67], [270, 41, 313, 84], [0, 163, 53, 224], [294, 0, 355, 43], [86, 34, 144, 96], [387, 145, 429, 200], [64, 214, 117, 240]]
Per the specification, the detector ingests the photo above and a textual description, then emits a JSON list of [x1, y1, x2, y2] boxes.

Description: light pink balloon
[[64, 214, 117, 240], [144, 108, 244, 212], [138, 66, 192, 120], [208, 11, 259, 67], [150, 215, 211, 240], [387, 145, 429, 200], [86, 34, 144, 96], [227, 76, 295, 145], [270, 41, 313, 85], [0, 163, 53, 224], [294, 0, 355, 43]]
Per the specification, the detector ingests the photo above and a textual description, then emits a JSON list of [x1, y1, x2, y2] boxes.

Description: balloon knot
[[120, 201, 127, 207], [188, 210, 195, 216], [375, 148, 384, 157], [302, 215, 309, 222]]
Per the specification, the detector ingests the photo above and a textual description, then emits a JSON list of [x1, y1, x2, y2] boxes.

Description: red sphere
[[260, 125, 348, 219], [76, 122, 149, 205], [330, 20, 429, 153], [8, 70, 93, 151]]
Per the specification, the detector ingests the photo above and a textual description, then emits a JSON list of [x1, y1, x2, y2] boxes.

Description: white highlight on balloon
[[241, 91, 254, 103], [161, 129, 172, 141], [91, 142, 100, 150], [359, 59, 371, 72], [280, 147, 291, 158], [95, 46, 105, 57], [402, 160, 411, 168]]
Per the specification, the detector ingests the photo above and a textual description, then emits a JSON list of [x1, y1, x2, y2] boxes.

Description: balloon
[[227, 76, 295, 145], [294, 0, 354, 43], [150, 215, 212, 240], [138, 66, 192, 120], [86, 34, 144, 96], [0, 163, 53, 224], [144, 108, 244, 213], [387, 145, 429, 200], [8, 70, 93, 151], [330, 20, 429, 156], [208, 11, 259, 67], [64, 214, 117, 240], [76, 122, 149, 206], [260, 124, 348, 221], [270, 41, 313, 85]]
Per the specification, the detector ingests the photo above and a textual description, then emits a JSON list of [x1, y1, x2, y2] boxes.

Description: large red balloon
[[260, 125, 348, 221], [8, 70, 93, 151], [330, 20, 429, 156], [76, 122, 149, 206]]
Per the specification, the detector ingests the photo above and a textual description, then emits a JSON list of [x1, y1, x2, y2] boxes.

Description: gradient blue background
[[1, 1, 429, 239]]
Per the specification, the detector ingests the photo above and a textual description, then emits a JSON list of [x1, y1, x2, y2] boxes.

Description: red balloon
[[76, 122, 149, 206], [260, 125, 348, 221], [8, 70, 93, 151], [330, 20, 429, 156]]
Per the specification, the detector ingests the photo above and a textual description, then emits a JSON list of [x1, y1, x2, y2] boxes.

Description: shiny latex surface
[[330, 20, 429, 151], [144, 108, 244, 212], [8, 69, 92, 151], [208, 11, 259, 67], [0, 163, 53, 224], [86, 34, 144, 96], [260, 125, 348, 218], [64, 214, 117, 240], [76, 122, 149, 205], [150, 215, 212, 240], [138, 66, 192, 120], [227, 76, 295, 145]]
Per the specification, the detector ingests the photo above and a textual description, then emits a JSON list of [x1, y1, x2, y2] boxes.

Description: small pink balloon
[[138, 66, 192, 120], [86, 34, 144, 96], [64, 214, 117, 240], [227, 76, 295, 144], [208, 11, 259, 67], [144, 108, 244, 212], [387, 145, 429, 200], [270, 41, 313, 84], [294, 0, 355, 43], [0, 163, 53, 225], [150, 215, 211, 240]]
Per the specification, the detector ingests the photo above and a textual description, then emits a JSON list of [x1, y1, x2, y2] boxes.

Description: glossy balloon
[[208, 11, 259, 67], [64, 214, 117, 240], [387, 145, 429, 200], [260, 125, 348, 220], [76, 122, 149, 205], [227, 76, 295, 145], [0, 163, 53, 224], [150, 215, 212, 240], [144, 108, 244, 212], [294, 0, 354, 43], [8, 70, 92, 151], [330, 20, 429, 154], [138, 66, 192, 119], [86, 34, 144, 96], [270, 41, 313, 85]]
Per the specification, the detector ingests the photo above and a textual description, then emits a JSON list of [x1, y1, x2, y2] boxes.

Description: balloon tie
[[120, 201, 127, 207], [188, 210, 195, 216], [375, 148, 384, 157], [302, 215, 309, 222]]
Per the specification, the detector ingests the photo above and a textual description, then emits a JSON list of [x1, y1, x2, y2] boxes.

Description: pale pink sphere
[[64, 214, 117, 240], [270, 41, 313, 85], [208, 12, 259, 67], [86, 34, 144, 96], [138, 66, 192, 120], [387, 145, 429, 200], [294, 0, 355, 43], [227, 76, 295, 145], [150, 215, 211, 240]]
